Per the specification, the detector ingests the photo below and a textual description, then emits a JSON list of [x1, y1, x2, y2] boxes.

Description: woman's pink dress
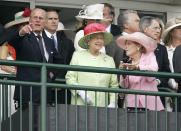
[[120, 52, 164, 111]]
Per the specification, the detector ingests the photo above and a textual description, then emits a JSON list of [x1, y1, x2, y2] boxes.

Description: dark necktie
[[36, 35, 46, 62], [51, 35, 58, 52]]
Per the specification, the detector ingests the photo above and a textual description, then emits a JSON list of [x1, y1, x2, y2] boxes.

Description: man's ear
[[124, 23, 129, 29], [110, 14, 114, 22], [142, 26, 147, 33]]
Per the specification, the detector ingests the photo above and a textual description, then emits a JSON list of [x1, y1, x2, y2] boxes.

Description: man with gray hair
[[2, 8, 64, 109], [117, 9, 140, 35], [139, 16, 171, 111]]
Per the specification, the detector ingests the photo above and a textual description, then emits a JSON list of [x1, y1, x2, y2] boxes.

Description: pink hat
[[78, 23, 113, 49], [116, 32, 157, 54]]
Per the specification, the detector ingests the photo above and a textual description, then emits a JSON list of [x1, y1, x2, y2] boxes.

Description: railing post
[[2, 77, 8, 121], [40, 65, 47, 131]]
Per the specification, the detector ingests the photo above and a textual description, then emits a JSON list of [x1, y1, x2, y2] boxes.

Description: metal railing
[[0, 59, 181, 131]]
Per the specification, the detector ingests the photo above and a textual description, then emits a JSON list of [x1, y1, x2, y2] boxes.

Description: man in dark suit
[[101, 3, 121, 36], [1, 8, 64, 108], [44, 10, 75, 104], [139, 16, 170, 106], [139, 16, 170, 88]]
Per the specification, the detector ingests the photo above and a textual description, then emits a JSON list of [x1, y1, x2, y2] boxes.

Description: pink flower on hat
[[22, 8, 31, 18]]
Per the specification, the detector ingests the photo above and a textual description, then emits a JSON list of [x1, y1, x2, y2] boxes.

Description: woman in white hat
[[162, 16, 181, 112], [66, 23, 118, 107], [162, 17, 181, 93], [74, 4, 107, 53], [116, 32, 164, 111]]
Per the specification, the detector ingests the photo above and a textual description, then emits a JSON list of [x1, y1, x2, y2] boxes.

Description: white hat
[[56, 22, 66, 31], [4, 8, 31, 28], [162, 16, 181, 43], [75, 4, 106, 22], [56, 22, 75, 41]]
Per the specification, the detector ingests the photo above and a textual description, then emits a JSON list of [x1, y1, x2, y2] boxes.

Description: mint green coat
[[65, 50, 118, 107]]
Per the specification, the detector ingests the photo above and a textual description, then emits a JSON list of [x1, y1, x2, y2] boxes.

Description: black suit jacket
[[0, 23, 5, 36], [154, 44, 170, 88], [110, 24, 121, 36], [5, 30, 64, 102], [56, 31, 75, 78], [173, 45, 181, 93], [0, 24, 14, 45], [173, 45, 181, 111]]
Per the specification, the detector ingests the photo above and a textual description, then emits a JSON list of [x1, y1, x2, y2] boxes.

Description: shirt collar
[[122, 32, 128, 36], [33, 32, 43, 37], [44, 29, 56, 39], [106, 24, 111, 33], [167, 45, 175, 51]]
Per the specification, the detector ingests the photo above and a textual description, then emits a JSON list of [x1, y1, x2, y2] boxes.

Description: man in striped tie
[[44, 10, 75, 104]]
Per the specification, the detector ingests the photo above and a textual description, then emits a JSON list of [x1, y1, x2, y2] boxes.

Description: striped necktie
[[36, 35, 46, 62], [51, 35, 58, 52]]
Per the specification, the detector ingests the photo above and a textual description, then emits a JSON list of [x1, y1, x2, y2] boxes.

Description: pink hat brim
[[116, 32, 157, 54]]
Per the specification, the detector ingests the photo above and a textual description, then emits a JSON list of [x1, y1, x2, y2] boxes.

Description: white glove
[[77, 90, 93, 105], [108, 102, 115, 108]]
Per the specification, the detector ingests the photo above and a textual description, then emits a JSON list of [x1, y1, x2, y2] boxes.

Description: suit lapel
[[57, 32, 63, 52], [28, 33, 43, 60]]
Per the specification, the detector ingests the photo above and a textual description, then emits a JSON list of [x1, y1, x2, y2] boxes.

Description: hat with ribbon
[[162, 16, 181, 43], [78, 23, 113, 49], [4, 8, 31, 28], [116, 32, 157, 54], [75, 4, 106, 22]]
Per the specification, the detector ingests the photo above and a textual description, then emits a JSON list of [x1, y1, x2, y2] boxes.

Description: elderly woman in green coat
[[66, 23, 118, 107]]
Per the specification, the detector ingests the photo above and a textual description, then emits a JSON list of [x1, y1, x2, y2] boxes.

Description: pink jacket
[[120, 52, 164, 111]]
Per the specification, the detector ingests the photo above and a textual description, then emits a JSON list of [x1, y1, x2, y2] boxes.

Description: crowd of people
[[0, 2, 181, 115]]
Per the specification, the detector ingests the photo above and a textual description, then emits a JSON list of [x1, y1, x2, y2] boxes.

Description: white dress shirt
[[122, 32, 128, 36], [106, 24, 111, 33], [166, 45, 177, 89], [44, 30, 58, 43], [44, 30, 58, 51]]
